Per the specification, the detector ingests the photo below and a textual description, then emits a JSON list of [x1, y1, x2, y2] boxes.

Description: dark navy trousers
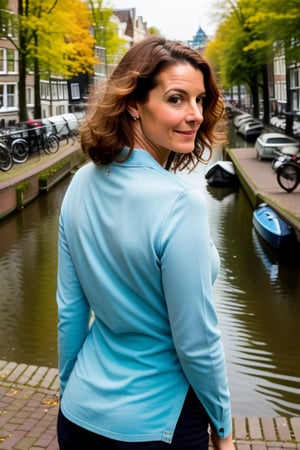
[[57, 387, 210, 449]]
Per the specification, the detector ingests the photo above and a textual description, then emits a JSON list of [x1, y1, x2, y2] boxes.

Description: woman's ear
[[127, 104, 139, 119]]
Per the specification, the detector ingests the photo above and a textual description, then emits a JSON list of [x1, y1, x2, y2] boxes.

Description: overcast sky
[[112, 0, 219, 42]]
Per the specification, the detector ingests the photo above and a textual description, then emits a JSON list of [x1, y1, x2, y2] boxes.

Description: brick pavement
[[0, 361, 299, 449], [0, 360, 59, 449]]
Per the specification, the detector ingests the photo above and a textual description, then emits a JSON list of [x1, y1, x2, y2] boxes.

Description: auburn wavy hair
[[80, 35, 226, 171]]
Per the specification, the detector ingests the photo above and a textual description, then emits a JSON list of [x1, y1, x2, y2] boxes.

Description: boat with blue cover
[[252, 203, 293, 249]]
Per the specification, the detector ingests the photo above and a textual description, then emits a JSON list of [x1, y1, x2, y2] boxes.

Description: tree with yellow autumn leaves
[[0, 0, 114, 121]]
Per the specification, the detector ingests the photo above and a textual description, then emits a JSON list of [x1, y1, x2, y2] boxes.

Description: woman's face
[[133, 62, 205, 164]]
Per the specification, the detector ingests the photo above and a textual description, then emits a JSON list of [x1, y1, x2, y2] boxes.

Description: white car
[[255, 132, 299, 160]]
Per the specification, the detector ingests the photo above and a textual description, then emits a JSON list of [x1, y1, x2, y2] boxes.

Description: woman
[[56, 36, 234, 450]]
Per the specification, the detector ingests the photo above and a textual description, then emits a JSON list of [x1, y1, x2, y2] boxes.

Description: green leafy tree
[[205, 0, 271, 120], [205, 0, 299, 122], [246, 0, 300, 64], [87, 0, 126, 64], [245, 0, 300, 115]]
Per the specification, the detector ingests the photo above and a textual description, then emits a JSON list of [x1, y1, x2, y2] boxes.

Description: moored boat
[[252, 204, 293, 249], [205, 161, 238, 187]]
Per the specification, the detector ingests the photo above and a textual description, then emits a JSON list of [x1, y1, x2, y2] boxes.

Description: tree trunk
[[262, 64, 270, 125], [18, 0, 28, 122], [250, 80, 259, 119], [18, 48, 28, 122], [34, 31, 41, 119]]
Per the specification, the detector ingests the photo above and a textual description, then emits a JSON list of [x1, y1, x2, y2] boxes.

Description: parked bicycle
[[46, 118, 76, 146], [0, 142, 13, 171], [0, 128, 29, 164], [276, 154, 300, 193], [42, 114, 80, 147], [25, 121, 60, 155]]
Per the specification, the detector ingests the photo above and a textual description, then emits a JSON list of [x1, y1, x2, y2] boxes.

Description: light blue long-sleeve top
[[57, 148, 232, 443]]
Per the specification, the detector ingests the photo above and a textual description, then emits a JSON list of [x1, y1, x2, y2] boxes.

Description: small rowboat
[[252, 204, 293, 249], [205, 161, 238, 187]]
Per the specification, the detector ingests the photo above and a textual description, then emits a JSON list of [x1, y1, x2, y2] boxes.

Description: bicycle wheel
[[0, 143, 13, 171], [60, 134, 69, 146], [11, 139, 29, 163], [276, 162, 299, 193], [45, 134, 59, 154]]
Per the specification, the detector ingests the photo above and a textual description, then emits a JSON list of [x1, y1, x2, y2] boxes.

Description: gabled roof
[[113, 8, 134, 38]]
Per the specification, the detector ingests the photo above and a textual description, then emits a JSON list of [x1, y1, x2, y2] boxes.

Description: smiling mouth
[[176, 130, 197, 137]]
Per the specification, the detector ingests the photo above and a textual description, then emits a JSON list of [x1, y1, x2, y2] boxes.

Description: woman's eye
[[169, 96, 182, 105], [197, 96, 205, 105]]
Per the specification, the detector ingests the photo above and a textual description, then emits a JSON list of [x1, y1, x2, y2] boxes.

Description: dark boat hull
[[205, 162, 238, 187]]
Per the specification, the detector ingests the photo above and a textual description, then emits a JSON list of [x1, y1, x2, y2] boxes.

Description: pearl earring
[[132, 115, 140, 121]]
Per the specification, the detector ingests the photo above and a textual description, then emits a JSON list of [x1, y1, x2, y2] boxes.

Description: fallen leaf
[[41, 399, 58, 406], [6, 389, 20, 397]]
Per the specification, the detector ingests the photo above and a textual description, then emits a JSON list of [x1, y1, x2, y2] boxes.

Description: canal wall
[[1, 143, 300, 245], [0, 143, 86, 220], [225, 146, 300, 242]]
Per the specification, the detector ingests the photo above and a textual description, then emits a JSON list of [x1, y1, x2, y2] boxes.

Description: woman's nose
[[186, 102, 203, 123]]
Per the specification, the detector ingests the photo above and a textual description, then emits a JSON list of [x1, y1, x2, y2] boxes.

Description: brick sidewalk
[[0, 361, 299, 449]]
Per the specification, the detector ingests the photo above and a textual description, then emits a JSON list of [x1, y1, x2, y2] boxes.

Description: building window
[[26, 87, 34, 106], [41, 81, 50, 100], [7, 49, 17, 73], [275, 81, 287, 103], [51, 82, 58, 100], [290, 67, 300, 88], [55, 82, 68, 100], [0, 83, 17, 109], [58, 83, 63, 99], [94, 46, 107, 80], [0, 49, 4, 73], [7, 84, 15, 107], [1, 16, 15, 39], [290, 66, 300, 111], [0, 85, 3, 107], [0, 48, 17, 73], [63, 84, 68, 99], [56, 105, 65, 115], [70, 83, 80, 100]]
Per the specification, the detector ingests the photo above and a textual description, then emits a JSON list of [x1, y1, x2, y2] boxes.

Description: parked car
[[238, 121, 264, 141], [233, 113, 252, 128], [255, 132, 299, 160]]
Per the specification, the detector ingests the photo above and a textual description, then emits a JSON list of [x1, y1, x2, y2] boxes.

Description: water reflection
[[252, 230, 279, 284], [0, 149, 299, 417], [198, 166, 300, 417], [0, 177, 69, 366]]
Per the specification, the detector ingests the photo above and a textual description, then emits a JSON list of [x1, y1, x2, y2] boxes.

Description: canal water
[[0, 132, 299, 418]]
